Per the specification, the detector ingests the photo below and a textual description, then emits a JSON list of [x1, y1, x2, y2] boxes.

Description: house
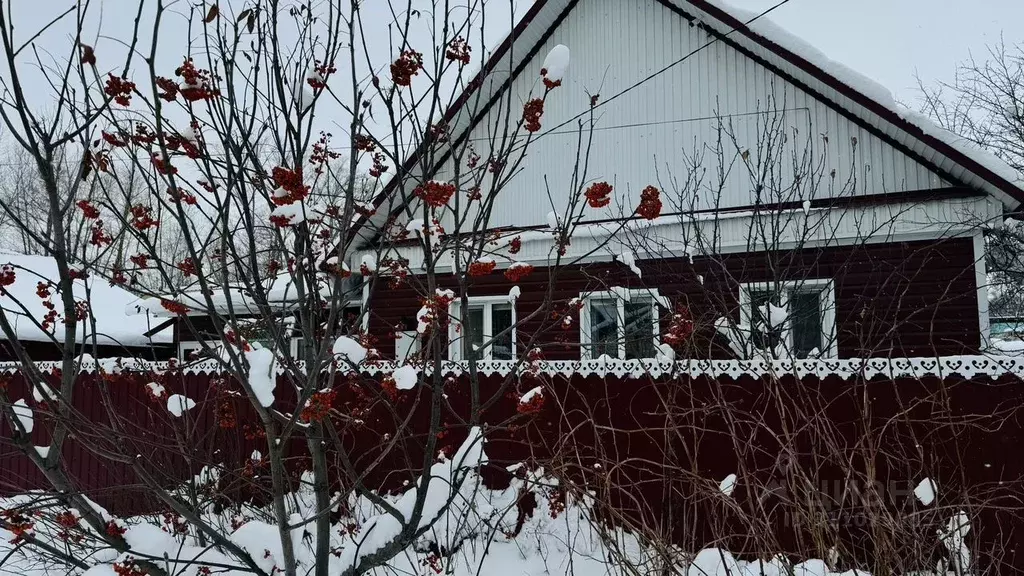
[[0, 253, 174, 361], [130, 275, 365, 360], [351, 0, 1024, 361]]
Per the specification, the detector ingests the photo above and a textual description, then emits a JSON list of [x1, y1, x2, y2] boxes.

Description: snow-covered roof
[[128, 273, 355, 318], [128, 280, 293, 318], [355, 0, 1024, 234], [0, 254, 172, 346]]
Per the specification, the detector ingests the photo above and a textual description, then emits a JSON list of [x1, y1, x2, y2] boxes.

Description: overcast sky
[[4, 0, 1023, 146], [730, 0, 1024, 102], [9, 0, 1023, 96]]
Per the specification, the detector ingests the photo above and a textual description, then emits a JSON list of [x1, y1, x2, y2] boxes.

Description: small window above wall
[[448, 296, 516, 361], [739, 280, 837, 359], [179, 341, 203, 361], [580, 288, 668, 360], [289, 336, 315, 360]]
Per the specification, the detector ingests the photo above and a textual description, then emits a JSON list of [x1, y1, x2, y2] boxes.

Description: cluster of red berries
[[584, 181, 612, 208], [414, 180, 457, 208], [300, 389, 337, 423], [104, 74, 135, 106], [523, 98, 544, 133], [467, 259, 497, 276], [0, 265, 14, 288], [130, 205, 159, 231], [271, 166, 309, 205], [390, 50, 424, 86], [160, 299, 190, 315], [445, 37, 472, 65], [637, 185, 662, 220], [77, 200, 100, 218]]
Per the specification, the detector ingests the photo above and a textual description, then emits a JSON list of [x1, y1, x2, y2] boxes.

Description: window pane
[[589, 300, 619, 358], [342, 305, 362, 332], [463, 307, 485, 360], [624, 301, 655, 359], [181, 343, 202, 360], [749, 289, 770, 348], [790, 290, 822, 358], [750, 290, 782, 352], [491, 304, 514, 360]]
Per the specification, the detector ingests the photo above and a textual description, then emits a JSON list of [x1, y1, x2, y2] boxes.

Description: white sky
[[4, 0, 1023, 144], [10, 0, 1024, 93], [730, 0, 1024, 102]]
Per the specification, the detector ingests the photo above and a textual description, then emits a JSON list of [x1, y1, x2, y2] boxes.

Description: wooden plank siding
[[427, 0, 950, 232], [366, 238, 982, 359]]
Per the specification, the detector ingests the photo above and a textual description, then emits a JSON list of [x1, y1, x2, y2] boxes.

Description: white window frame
[[361, 279, 371, 332], [739, 279, 837, 359], [448, 295, 517, 361], [395, 330, 421, 361], [285, 288, 368, 359], [289, 336, 305, 359], [179, 341, 203, 360], [579, 287, 668, 360], [973, 231, 990, 349]]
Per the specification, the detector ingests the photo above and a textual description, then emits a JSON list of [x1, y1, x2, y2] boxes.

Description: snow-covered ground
[[0, 481, 880, 576], [0, 432, 966, 576]]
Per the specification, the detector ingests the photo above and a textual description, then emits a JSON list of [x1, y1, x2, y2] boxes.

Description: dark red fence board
[[1, 369, 1022, 572]]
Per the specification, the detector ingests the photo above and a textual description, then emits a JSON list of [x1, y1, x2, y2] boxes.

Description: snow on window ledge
[[6, 355, 1024, 381]]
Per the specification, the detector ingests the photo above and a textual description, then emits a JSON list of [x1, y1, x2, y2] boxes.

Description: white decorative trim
[[12, 355, 1024, 381], [973, 231, 991, 349], [352, 356, 1024, 379], [739, 279, 837, 359], [358, 356, 1024, 380]]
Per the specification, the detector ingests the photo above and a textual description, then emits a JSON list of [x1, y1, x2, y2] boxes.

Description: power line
[[533, 0, 795, 141], [0, 1, 795, 169]]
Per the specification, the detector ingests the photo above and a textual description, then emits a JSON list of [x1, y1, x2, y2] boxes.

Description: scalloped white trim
[[4, 355, 1024, 381]]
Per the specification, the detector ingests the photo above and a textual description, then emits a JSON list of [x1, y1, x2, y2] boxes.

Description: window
[[236, 316, 290, 353], [179, 341, 203, 360], [580, 288, 666, 359], [342, 304, 363, 333], [449, 296, 516, 360], [739, 280, 836, 359], [290, 336, 315, 359], [395, 331, 421, 360]]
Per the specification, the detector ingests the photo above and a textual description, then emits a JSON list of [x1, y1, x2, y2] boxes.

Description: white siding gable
[[432, 0, 946, 230]]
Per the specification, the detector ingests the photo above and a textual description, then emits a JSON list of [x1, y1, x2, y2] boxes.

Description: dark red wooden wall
[[367, 238, 982, 359]]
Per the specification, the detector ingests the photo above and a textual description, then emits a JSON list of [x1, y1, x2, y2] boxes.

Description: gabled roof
[[0, 253, 172, 346], [687, 0, 1024, 206], [357, 0, 1024, 240]]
